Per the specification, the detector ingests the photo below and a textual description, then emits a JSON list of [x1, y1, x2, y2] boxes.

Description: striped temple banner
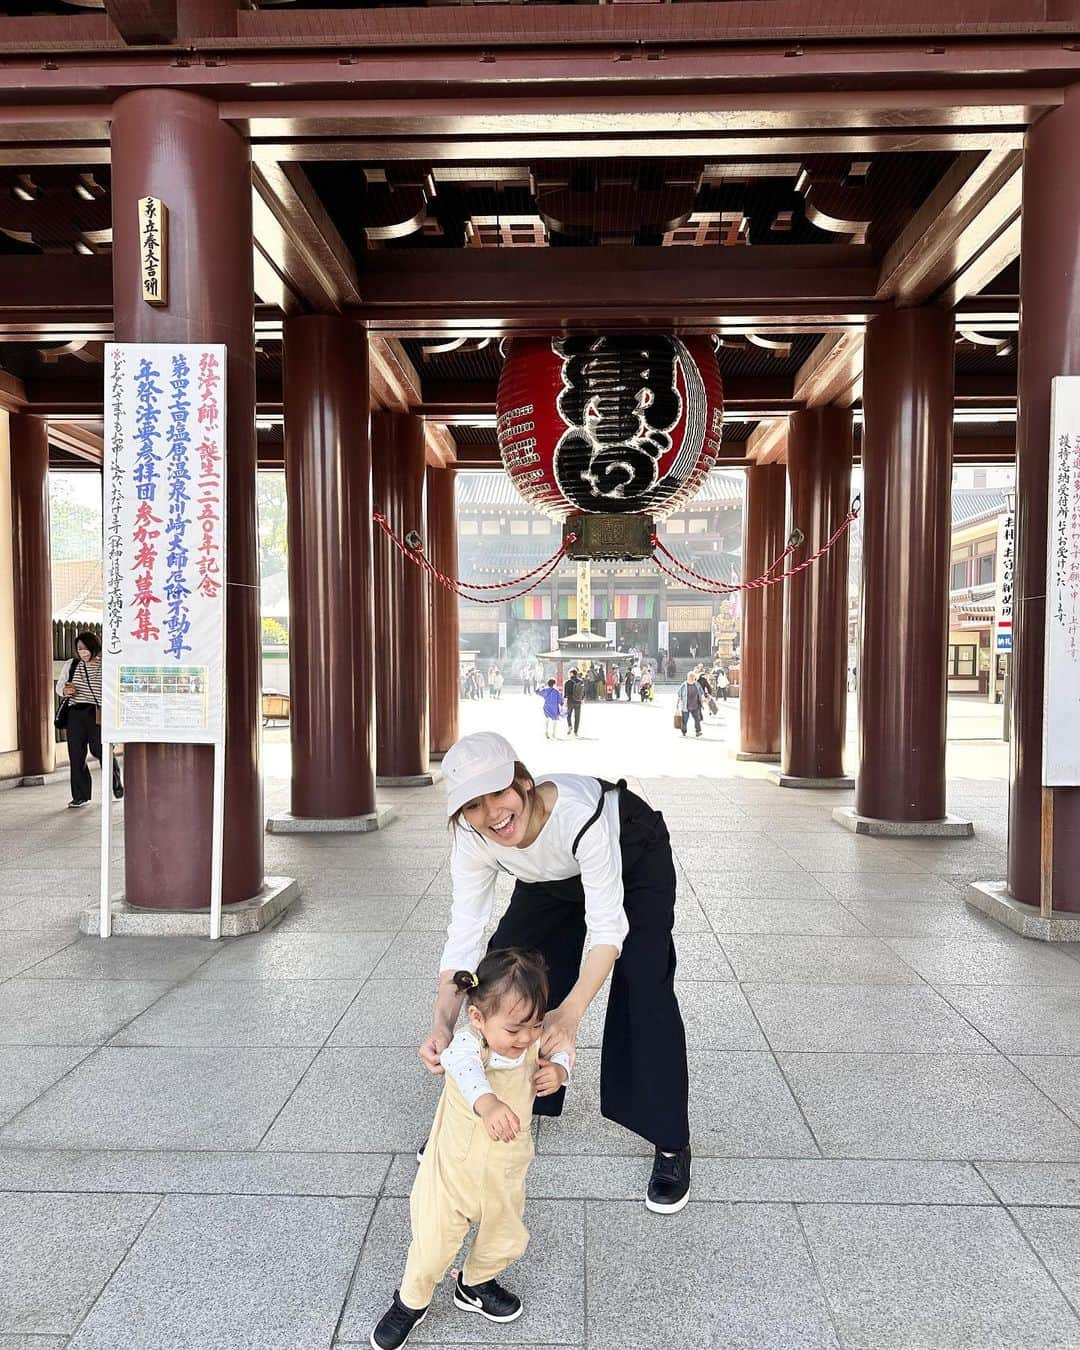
[[612, 595, 657, 619], [557, 596, 611, 621], [512, 595, 552, 620]]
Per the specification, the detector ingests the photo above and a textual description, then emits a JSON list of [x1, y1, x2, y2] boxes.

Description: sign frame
[[99, 342, 228, 940]]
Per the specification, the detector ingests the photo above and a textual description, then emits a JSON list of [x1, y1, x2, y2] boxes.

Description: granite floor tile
[[810, 873, 969, 904], [371, 931, 452, 981], [0, 933, 81, 980], [537, 1049, 819, 1158], [65, 1195, 373, 1350], [192, 929, 395, 981], [934, 986, 1080, 1055], [328, 979, 451, 1047], [887, 938, 1080, 987], [577, 980, 767, 1051], [0, 1147, 390, 1197], [0, 1047, 314, 1150], [337, 1197, 584, 1344], [109, 978, 360, 1048], [586, 1201, 838, 1349], [743, 984, 994, 1054], [720, 935, 921, 986], [1010, 1206, 1080, 1309], [838, 898, 1016, 940], [799, 1202, 1080, 1349], [260, 1047, 441, 1153], [0, 1192, 159, 1335], [277, 896, 417, 933], [0, 979, 170, 1045], [28, 936, 217, 983], [0, 1046, 94, 1126], [1009, 1056, 1080, 1124], [975, 1162, 1080, 1206], [780, 1053, 1080, 1161], [671, 932, 736, 980], [699, 894, 869, 936]]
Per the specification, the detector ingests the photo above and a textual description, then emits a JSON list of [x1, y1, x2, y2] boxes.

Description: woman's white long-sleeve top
[[440, 773, 629, 974]]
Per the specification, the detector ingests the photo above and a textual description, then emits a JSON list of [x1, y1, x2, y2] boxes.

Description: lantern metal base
[[563, 514, 655, 561]]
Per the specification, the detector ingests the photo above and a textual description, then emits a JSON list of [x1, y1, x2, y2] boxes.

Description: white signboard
[[994, 509, 1015, 653], [102, 343, 227, 745], [1044, 376, 1080, 786], [658, 619, 669, 653]]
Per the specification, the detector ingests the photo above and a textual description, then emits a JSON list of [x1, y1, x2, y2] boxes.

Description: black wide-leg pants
[[487, 786, 690, 1152], [67, 704, 122, 803]]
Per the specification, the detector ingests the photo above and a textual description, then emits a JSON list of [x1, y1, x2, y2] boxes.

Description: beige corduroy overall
[[400, 1036, 538, 1310]]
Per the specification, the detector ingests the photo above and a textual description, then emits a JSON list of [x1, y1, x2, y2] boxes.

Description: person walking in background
[[716, 666, 730, 701], [56, 630, 123, 808], [564, 668, 586, 737], [639, 664, 654, 702], [676, 671, 704, 738], [623, 662, 636, 701], [537, 678, 566, 740], [612, 666, 622, 700], [491, 668, 504, 701]]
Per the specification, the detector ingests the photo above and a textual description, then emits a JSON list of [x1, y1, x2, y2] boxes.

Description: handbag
[[673, 709, 684, 731], [707, 697, 719, 715], [53, 656, 79, 731]]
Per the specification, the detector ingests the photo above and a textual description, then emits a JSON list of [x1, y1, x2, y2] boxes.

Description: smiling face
[[75, 640, 93, 661], [461, 778, 535, 848], [468, 991, 545, 1058]]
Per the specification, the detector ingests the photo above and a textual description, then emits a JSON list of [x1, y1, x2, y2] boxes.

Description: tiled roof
[[951, 490, 1007, 528]]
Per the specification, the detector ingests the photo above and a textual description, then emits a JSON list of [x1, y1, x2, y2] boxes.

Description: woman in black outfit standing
[[419, 731, 692, 1214], [55, 631, 122, 808]]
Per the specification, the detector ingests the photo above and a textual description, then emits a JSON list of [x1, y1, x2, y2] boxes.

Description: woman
[[55, 630, 123, 808], [420, 730, 691, 1214]]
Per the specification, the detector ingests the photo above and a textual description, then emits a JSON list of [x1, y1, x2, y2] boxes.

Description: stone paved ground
[[1, 693, 1079, 1349]]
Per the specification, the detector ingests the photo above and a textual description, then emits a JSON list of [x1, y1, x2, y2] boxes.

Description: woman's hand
[[418, 1028, 451, 1075], [475, 1095, 521, 1142], [534, 1057, 569, 1098], [541, 1003, 580, 1067], [63, 683, 76, 697]]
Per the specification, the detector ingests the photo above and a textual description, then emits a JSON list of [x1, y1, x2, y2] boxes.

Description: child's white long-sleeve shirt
[[440, 1029, 572, 1109]]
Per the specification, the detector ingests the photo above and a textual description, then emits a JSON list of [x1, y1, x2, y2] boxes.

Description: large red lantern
[[496, 336, 724, 523]]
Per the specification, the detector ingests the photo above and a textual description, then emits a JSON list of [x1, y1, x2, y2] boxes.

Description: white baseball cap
[[443, 731, 520, 817]]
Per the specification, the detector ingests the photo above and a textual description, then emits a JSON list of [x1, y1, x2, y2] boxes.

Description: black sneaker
[[67, 799, 89, 809], [415, 1141, 426, 1163], [453, 1271, 523, 1323], [370, 1291, 427, 1350], [646, 1144, 692, 1214]]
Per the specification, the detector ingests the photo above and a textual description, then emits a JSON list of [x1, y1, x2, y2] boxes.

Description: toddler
[[370, 948, 570, 1349]]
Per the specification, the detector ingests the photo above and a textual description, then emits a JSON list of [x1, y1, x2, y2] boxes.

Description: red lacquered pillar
[[781, 407, 853, 785], [855, 305, 958, 826], [372, 412, 431, 782], [112, 88, 262, 907], [283, 315, 376, 819], [1008, 87, 1080, 911], [426, 463, 459, 759], [738, 463, 786, 760], [10, 414, 55, 782]]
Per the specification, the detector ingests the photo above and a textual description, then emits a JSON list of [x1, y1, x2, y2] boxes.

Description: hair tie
[[468, 971, 480, 989]]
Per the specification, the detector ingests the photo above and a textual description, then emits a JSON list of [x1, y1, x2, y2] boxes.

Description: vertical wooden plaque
[[138, 196, 168, 306]]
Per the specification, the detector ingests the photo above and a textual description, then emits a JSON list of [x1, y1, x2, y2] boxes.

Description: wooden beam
[[793, 332, 864, 409], [369, 337, 422, 413], [250, 162, 360, 315], [424, 421, 456, 468], [48, 420, 102, 465], [876, 150, 1022, 305], [0, 369, 27, 413], [103, 0, 177, 45], [747, 418, 790, 465]]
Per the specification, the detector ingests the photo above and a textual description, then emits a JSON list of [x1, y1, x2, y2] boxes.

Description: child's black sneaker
[[370, 1291, 427, 1350], [646, 1144, 692, 1213], [453, 1271, 523, 1323]]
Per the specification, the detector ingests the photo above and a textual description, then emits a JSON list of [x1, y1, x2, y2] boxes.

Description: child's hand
[[475, 1095, 521, 1142], [533, 1057, 568, 1098]]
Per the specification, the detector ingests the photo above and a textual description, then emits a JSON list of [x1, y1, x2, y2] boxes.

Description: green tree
[[257, 471, 288, 580]]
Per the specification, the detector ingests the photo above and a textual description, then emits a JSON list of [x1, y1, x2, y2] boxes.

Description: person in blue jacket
[[536, 678, 566, 740]]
